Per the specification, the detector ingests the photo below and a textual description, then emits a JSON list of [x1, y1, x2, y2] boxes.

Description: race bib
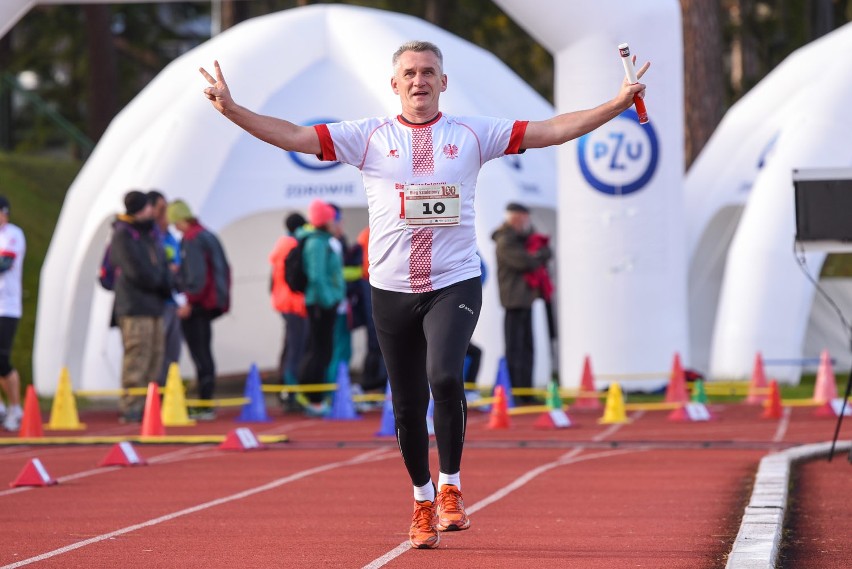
[[402, 183, 461, 226]]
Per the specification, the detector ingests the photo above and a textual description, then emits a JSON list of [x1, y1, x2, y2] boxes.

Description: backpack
[[98, 243, 117, 290], [283, 235, 310, 293]]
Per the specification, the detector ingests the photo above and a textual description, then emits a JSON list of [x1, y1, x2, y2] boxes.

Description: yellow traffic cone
[[598, 382, 629, 424], [46, 367, 86, 430], [161, 363, 195, 426]]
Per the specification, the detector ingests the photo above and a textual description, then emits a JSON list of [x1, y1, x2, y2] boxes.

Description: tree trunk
[[83, 4, 119, 143], [221, 1, 252, 32], [425, 0, 451, 28], [0, 33, 12, 151], [680, 0, 726, 169]]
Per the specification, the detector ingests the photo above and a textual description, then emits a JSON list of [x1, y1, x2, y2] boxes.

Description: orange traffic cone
[[487, 385, 510, 429], [761, 380, 783, 419], [746, 352, 769, 405], [140, 382, 166, 437], [665, 352, 689, 404], [813, 350, 840, 417], [573, 355, 602, 410], [19, 385, 44, 438]]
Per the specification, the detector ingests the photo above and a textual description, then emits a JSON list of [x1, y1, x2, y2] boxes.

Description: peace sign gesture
[[199, 60, 233, 114]]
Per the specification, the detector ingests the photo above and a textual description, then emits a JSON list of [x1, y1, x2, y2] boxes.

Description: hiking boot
[[409, 499, 440, 549], [436, 484, 470, 532]]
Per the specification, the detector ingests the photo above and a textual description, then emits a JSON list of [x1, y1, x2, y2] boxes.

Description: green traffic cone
[[691, 379, 708, 404], [546, 380, 563, 410]]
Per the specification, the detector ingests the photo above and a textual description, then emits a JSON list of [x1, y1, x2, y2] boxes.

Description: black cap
[[0, 195, 9, 214], [124, 190, 149, 215], [505, 202, 529, 213]]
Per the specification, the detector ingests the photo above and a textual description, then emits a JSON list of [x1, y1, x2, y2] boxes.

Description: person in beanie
[[269, 211, 308, 411], [167, 199, 231, 420], [110, 190, 173, 423], [0, 195, 25, 431], [492, 202, 552, 404]]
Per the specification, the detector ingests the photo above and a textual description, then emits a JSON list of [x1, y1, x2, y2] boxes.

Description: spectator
[[167, 199, 231, 420], [0, 195, 25, 431], [111, 190, 173, 423], [492, 202, 552, 404], [269, 212, 308, 411], [147, 190, 185, 387], [296, 199, 344, 415], [355, 226, 388, 393]]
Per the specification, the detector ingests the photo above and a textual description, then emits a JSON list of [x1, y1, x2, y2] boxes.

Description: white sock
[[438, 471, 461, 490], [0, 402, 6, 415], [413, 480, 436, 502]]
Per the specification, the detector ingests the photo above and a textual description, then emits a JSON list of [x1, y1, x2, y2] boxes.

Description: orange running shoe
[[409, 499, 440, 549], [436, 484, 471, 531]]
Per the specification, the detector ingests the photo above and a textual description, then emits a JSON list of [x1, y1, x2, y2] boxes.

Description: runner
[[200, 40, 648, 549]]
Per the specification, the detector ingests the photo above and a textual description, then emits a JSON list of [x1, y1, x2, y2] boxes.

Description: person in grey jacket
[[110, 190, 173, 422], [492, 202, 552, 404], [167, 199, 231, 420]]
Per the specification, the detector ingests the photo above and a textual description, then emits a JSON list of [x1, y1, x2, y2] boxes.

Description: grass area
[[0, 152, 82, 389]]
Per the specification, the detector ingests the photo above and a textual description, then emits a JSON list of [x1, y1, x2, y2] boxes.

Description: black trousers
[[297, 304, 337, 403], [181, 307, 216, 400], [371, 277, 481, 487], [504, 308, 534, 392]]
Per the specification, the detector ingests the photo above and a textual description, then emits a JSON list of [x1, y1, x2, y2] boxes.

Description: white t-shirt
[[316, 113, 527, 293], [0, 222, 26, 318]]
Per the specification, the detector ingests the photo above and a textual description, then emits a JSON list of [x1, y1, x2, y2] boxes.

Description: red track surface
[[0, 403, 849, 568]]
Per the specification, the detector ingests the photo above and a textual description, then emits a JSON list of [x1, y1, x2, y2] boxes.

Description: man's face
[[507, 211, 531, 234], [391, 50, 447, 119], [135, 202, 154, 222], [152, 197, 167, 229]]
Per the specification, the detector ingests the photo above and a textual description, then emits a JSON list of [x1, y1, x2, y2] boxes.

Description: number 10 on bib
[[401, 184, 461, 226]]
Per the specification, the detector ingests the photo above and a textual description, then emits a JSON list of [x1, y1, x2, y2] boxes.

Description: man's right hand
[[199, 60, 232, 114]]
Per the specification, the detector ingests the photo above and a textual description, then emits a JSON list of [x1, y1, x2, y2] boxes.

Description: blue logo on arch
[[288, 118, 342, 171], [577, 108, 659, 196]]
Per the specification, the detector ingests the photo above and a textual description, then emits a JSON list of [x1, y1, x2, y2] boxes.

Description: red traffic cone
[[140, 382, 166, 437], [219, 427, 266, 451], [813, 350, 839, 413], [534, 408, 572, 429], [487, 385, 510, 429], [761, 380, 783, 419], [10, 458, 57, 487], [746, 352, 769, 405], [665, 353, 689, 404], [573, 355, 602, 410], [19, 385, 44, 438], [98, 442, 147, 467]]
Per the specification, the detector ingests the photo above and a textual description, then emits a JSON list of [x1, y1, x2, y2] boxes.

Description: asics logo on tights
[[458, 304, 474, 315]]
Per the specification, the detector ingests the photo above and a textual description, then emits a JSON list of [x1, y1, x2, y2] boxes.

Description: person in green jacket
[[297, 199, 344, 412]]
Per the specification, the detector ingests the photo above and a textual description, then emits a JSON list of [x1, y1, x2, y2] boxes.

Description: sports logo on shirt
[[443, 144, 459, 159], [387, 149, 399, 158], [576, 108, 658, 196]]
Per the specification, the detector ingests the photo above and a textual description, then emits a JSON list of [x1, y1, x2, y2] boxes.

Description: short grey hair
[[392, 40, 443, 73]]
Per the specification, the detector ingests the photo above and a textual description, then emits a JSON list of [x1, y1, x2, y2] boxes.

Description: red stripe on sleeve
[[313, 124, 337, 161], [0, 250, 16, 259], [506, 120, 529, 154]]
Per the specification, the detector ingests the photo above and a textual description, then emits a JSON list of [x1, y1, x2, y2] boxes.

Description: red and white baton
[[618, 43, 648, 124]]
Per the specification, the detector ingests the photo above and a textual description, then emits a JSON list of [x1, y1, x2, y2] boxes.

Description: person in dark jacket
[[491, 202, 552, 404], [167, 199, 231, 420], [110, 190, 173, 423]]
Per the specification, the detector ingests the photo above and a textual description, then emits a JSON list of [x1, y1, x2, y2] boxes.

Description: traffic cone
[[237, 363, 271, 422], [598, 382, 629, 424], [140, 382, 166, 437], [9, 458, 57, 487], [533, 408, 573, 429], [665, 352, 689, 404], [327, 362, 359, 421], [45, 367, 86, 430], [746, 352, 769, 405], [487, 385, 510, 429], [761, 380, 783, 419], [545, 380, 563, 410], [98, 442, 147, 467], [375, 382, 395, 437], [813, 349, 839, 408], [493, 357, 516, 408], [668, 402, 712, 422], [161, 363, 195, 426], [19, 385, 44, 438], [573, 355, 601, 410], [219, 427, 266, 451], [691, 379, 709, 404]]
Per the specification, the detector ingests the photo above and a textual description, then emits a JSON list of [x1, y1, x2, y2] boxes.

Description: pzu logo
[[288, 118, 342, 171], [577, 109, 659, 196]]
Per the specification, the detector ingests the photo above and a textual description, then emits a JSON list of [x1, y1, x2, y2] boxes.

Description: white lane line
[[593, 410, 645, 441], [772, 406, 793, 443], [0, 448, 394, 569], [361, 447, 644, 569]]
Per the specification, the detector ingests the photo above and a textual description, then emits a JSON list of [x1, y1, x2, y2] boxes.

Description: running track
[[0, 404, 849, 568]]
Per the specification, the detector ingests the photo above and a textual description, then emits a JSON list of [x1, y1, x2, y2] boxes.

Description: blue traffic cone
[[426, 396, 435, 436], [237, 363, 271, 422], [376, 382, 395, 437], [494, 357, 516, 408], [327, 362, 359, 421]]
